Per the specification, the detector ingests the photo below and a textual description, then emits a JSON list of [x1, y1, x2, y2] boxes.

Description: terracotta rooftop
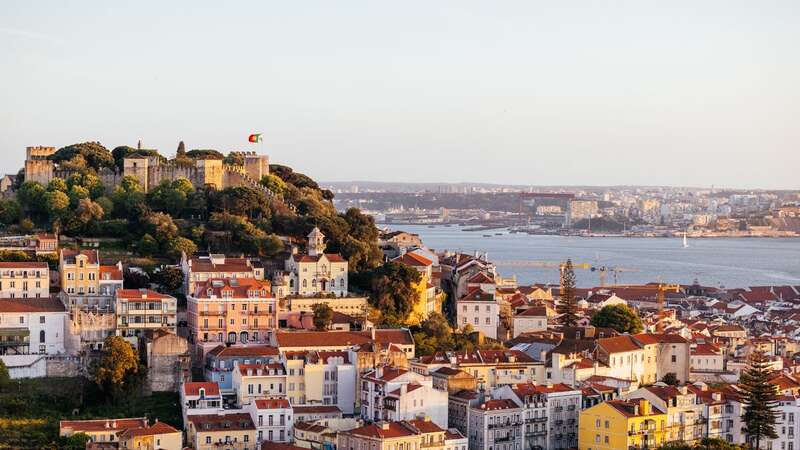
[[597, 335, 641, 353], [207, 345, 280, 358], [118, 421, 179, 440], [60, 417, 147, 434], [60, 248, 99, 264], [0, 297, 65, 313], [188, 413, 255, 432], [275, 329, 413, 349], [477, 399, 520, 411], [183, 382, 221, 397], [254, 398, 291, 409], [0, 261, 49, 269], [393, 252, 433, 267], [116, 289, 173, 300]]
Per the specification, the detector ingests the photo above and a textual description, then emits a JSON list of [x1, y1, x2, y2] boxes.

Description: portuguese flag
[[248, 133, 262, 143]]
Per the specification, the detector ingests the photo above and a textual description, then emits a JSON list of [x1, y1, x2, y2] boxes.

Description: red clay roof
[[516, 306, 548, 317], [394, 252, 433, 267], [99, 265, 123, 281], [116, 289, 172, 300], [512, 382, 577, 396], [0, 297, 65, 313], [194, 278, 273, 299], [275, 329, 413, 349], [633, 333, 688, 345], [292, 405, 342, 415], [119, 421, 179, 439], [478, 399, 520, 411], [60, 417, 147, 433], [183, 382, 220, 397], [188, 413, 255, 431], [292, 253, 346, 263], [60, 249, 98, 264], [207, 345, 280, 358], [0, 261, 49, 269], [255, 398, 291, 409], [597, 335, 641, 353]]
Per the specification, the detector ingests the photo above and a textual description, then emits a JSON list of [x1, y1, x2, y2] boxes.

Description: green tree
[[412, 312, 455, 356], [590, 304, 643, 334], [661, 372, 679, 386], [73, 198, 105, 227], [138, 234, 159, 256], [0, 358, 10, 391], [176, 141, 187, 158], [44, 190, 70, 219], [312, 303, 334, 331], [153, 266, 184, 293], [0, 199, 21, 225], [165, 236, 198, 260], [49, 142, 115, 171], [185, 149, 224, 160], [17, 181, 47, 217], [124, 268, 150, 289], [143, 212, 178, 244], [741, 349, 779, 450], [92, 336, 141, 401], [364, 262, 422, 326], [47, 178, 68, 192], [60, 433, 91, 450], [260, 173, 286, 195], [557, 259, 579, 327]]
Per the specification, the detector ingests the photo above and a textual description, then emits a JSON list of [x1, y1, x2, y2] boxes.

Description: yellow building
[[393, 252, 442, 326], [59, 249, 100, 295], [59, 417, 180, 450], [579, 399, 667, 450], [186, 413, 257, 450]]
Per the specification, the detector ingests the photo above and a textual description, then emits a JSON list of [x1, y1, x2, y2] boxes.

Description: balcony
[[526, 417, 547, 423]]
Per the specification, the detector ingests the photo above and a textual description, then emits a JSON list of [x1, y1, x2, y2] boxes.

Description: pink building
[[187, 278, 277, 360]]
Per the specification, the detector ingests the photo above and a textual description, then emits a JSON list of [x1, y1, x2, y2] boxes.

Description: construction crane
[[492, 260, 639, 286]]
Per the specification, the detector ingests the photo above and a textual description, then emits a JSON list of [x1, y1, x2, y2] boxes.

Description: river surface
[[385, 224, 800, 289]]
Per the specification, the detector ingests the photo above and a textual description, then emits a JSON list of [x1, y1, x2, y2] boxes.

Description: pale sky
[[1, 1, 799, 189]]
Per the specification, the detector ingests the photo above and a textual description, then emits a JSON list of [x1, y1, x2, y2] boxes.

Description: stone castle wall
[[22, 147, 270, 194]]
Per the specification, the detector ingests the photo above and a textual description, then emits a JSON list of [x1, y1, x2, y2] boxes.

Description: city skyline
[[2, 1, 799, 189]]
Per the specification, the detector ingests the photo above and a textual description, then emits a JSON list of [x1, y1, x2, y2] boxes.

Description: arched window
[[227, 332, 237, 343], [217, 333, 223, 342], [331, 279, 336, 288], [39, 330, 45, 343], [289, 279, 294, 288], [312, 279, 317, 287], [302, 280, 307, 288], [240, 332, 248, 343]]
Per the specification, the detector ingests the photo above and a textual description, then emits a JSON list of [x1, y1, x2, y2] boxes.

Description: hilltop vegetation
[[1, 141, 382, 273]]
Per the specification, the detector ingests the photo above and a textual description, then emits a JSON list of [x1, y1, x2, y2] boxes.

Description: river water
[[387, 224, 800, 289]]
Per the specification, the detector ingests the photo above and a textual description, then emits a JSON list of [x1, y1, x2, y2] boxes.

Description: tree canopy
[[48, 142, 115, 171], [741, 349, 779, 450], [590, 304, 643, 334], [92, 336, 142, 401], [312, 303, 334, 331], [557, 259, 579, 327]]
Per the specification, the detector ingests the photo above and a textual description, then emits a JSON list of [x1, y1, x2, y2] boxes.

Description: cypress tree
[[177, 141, 186, 158], [741, 349, 779, 450], [557, 258, 579, 326]]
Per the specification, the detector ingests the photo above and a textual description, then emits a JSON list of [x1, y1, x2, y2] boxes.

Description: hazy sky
[[2, 1, 799, 189]]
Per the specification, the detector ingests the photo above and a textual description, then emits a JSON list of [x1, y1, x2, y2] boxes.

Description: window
[[604, 421, 609, 428], [39, 316, 45, 324], [671, 355, 677, 363], [39, 330, 45, 343], [596, 419, 600, 428], [206, 437, 211, 444]]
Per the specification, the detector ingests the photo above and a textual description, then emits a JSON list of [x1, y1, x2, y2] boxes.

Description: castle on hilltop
[[23, 144, 269, 193]]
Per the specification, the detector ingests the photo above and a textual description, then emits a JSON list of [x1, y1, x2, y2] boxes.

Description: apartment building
[[624, 385, 705, 444], [115, 289, 177, 341], [187, 278, 277, 359], [493, 383, 583, 450], [360, 366, 448, 429], [232, 362, 288, 406], [578, 399, 667, 450], [204, 345, 281, 391], [0, 297, 67, 356], [467, 399, 525, 450], [246, 398, 294, 444], [338, 419, 448, 450], [186, 413, 257, 450], [181, 253, 265, 296], [59, 249, 100, 295], [180, 382, 223, 425], [0, 262, 49, 298], [456, 287, 499, 339], [412, 350, 544, 390], [283, 350, 357, 413], [60, 417, 181, 450]]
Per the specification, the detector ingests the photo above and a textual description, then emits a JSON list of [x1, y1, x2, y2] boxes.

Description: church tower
[[307, 227, 325, 257]]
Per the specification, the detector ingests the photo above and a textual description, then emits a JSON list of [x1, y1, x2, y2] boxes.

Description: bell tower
[[307, 227, 325, 257]]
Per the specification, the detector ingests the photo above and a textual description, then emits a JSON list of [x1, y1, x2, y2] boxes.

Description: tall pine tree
[[741, 349, 779, 450], [557, 259, 579, 327], [176, 141, 186, 158]]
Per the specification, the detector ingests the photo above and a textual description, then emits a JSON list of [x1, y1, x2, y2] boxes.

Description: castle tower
[[123, 155, 150, 192], [307, 227, 325, 257], [244, 153, 270, 181], [24, 146, 57, 185]]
